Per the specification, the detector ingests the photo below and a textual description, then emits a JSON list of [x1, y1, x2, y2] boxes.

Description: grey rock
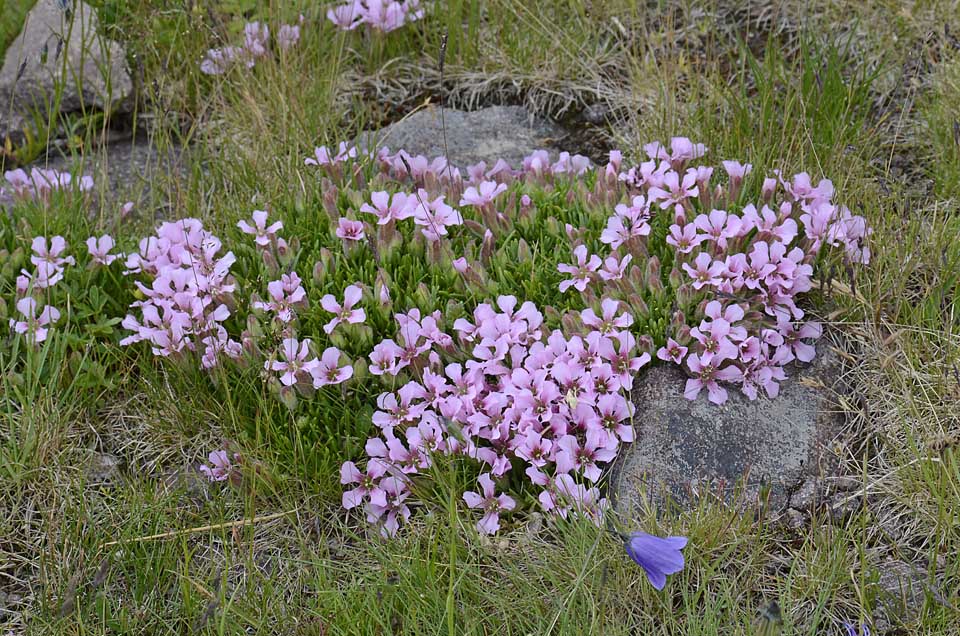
[[359, 105, 563, 168], [0, 0, 133, 141], [872, 559, 928, 624], [790, 479, 820, 512], [84, 451, 121, 485], [611, 348, 843, 516], [784, 508, 806, 531]]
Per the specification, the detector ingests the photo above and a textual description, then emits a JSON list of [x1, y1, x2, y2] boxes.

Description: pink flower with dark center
[[336, 218, 366, 242], [412, 191, 463, 241], [682, 252, 724, 289], [463, 473, 516, 535], [694, 209, 742, 250], [666, 223, 703, 254], [199, 450, 240, 482], [558, 245, 601, 293], [683, 353, 742, 404], [267, 338, 320, 386], [514, 430, 554, 467], [580, 298, 633, 334], [777, 319, 822, 363], [340, 459, 388, 509], [648, 170, 699, 210], [365, 474, 412, 537], [369, 339, 406, 376], [321, 284, 366, 334], [596, 393, 634, 444], [657, 338, 688, 364], [555, 428, 617, 482], [238, 210, 283, 246], [311, 347, 354, 387]]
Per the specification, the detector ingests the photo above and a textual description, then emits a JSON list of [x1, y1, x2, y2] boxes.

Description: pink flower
[[580, 299, 633, 334], [327, 1, 363, 29], [238, 210, 283, 246], [648, 170, 699, 210], [462, 473, 516, 535], [311, 347, 354, 387], [86, 234, 118, 265], [683, 353, 742, 404], [277, 23, 300, 51], [644, 137, 707, 164], [694, 209, 742, 250], [657, 338, 688, 364], [199, 450, 240, 482], [598, 253, 632, 281], [31, 235, 74, 269], [336, 218, 366, 242], [360, 191, 415, 224], [320, 284, 366, 334], [558, 245, 601, 293], [412, 191, 462, 241], [267, 338, 320, 386], [722, 160, 752, 181], [369, 339, 405, 376], [459, 180, 507, 207], [340, 459, 388, 508], [555, 429, 617, 482], [666, 223, 704, 254], [682, 252, 724, 289], [9, 297, 60, 344]]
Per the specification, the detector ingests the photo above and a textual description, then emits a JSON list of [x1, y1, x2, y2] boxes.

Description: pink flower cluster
[[1, 168, 92, 203], [200, 18, 302, 75], [119, 219, 242, 368], [342, 296, 648, 537], [555, 137, 870, 404], [327, 0, 424, 33]]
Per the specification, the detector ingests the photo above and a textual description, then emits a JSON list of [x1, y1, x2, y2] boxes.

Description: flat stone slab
[[0, 0, 132, 141], [359, 105, 563, 168], [611, 348, 843, 515]]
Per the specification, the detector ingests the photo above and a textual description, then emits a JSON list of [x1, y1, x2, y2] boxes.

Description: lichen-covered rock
[[0, 0, 133, 141], [359, 105, 563, 167], [611, 348, 843, 516]]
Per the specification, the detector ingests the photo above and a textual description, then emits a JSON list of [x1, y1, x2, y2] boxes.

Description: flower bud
[[627, 293, 649, 317], [375, 269, 392, 307], [351, 356, 369, 382], [676, 283, 696, 308], [279, 385, 298, 411], [414, 282, 433, 309], [637, 334, 654, 354], [313, 259, 325, 285], [480, 230, 495, 267], [644, 256, 662, 291], [321, 179, 340, 222], [668, 267, 683, 290], [516, 238, 531, 263], [670, 310, 686, 332], [761, 177, 777, 202], [258, 249, 277, 278], [319, 248, 335, 279]]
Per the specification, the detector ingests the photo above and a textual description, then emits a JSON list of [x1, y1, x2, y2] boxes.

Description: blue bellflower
[[623, 531, 688, 590]]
